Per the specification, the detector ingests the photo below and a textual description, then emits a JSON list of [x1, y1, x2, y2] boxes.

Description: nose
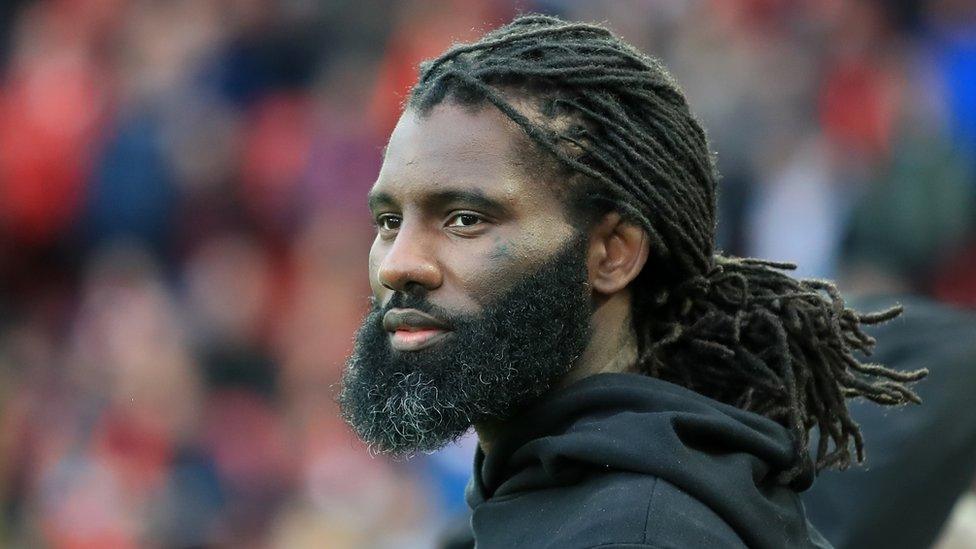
[[376, 224, 443, 293]]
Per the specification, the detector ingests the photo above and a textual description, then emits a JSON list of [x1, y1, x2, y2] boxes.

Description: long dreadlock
[[407, 14, 926, 479]]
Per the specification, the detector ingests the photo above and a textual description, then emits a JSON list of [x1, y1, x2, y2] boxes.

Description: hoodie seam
[[640, 476, 660, 544]]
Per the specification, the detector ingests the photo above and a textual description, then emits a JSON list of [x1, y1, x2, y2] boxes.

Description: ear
[[586, 212, 650, 295]]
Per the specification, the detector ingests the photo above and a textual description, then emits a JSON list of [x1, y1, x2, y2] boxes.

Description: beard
[[339, 234, 592, 456]]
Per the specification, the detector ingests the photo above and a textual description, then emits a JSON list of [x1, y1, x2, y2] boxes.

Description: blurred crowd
[[0, 0, 973, 547]]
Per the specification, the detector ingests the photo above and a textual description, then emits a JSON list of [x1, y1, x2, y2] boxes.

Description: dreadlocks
[[406, 14, 926, 479]]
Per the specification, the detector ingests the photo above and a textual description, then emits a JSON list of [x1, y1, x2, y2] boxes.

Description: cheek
[[458, 217, 578, 303], [450, 237, 540, 305]]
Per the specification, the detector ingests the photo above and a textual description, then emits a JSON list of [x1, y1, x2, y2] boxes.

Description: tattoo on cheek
[[489, 236, 515, 261]]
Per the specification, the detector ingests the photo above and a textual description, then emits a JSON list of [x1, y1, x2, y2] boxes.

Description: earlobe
[[588, 213, 650, 295]]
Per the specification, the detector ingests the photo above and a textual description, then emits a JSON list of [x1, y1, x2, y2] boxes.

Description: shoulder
[[639, 475, 747, 548], [472, 471, 746, 549]]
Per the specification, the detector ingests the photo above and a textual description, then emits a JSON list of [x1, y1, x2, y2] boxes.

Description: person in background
[[801, 295, 976, 548]]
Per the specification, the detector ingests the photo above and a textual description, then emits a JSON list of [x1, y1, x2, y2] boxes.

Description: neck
[[475, 291, 638, 454]]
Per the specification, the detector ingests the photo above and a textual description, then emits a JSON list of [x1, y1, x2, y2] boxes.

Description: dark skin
[[367, 102, 650, 452]]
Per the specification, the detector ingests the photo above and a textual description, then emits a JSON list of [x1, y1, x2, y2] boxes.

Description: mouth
[[383, 308, 453, 352], [389, 327, 452, 351]]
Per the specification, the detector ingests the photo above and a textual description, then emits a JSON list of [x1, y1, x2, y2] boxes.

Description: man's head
[[339, 95, 651, 454], [340, 14, 924, 474]]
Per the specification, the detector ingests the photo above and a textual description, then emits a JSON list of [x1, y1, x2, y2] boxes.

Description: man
[[339, 15, 925, 548]]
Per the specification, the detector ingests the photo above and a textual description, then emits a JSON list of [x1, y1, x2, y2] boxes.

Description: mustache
[[372, 291, 463, 326]]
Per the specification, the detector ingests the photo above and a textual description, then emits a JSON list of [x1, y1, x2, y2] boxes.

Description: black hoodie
[[464, 373, 831, 548]]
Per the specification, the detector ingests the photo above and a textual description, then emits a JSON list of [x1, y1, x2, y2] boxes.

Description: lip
[[383, 308, 452, 351]]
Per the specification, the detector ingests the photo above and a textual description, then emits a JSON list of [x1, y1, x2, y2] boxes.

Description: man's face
[[339, 102, 594, 455]]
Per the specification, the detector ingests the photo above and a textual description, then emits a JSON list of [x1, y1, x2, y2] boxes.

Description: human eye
[[375, 214, 402, 233], [445, 212, 484, 228]]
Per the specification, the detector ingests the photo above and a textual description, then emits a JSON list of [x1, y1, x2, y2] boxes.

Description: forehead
[[370, 103, 550, 207]]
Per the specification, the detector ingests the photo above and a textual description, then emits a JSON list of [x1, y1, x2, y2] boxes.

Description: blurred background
[[0, 0, 974, 547]]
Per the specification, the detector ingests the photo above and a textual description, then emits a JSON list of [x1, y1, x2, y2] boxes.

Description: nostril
[[403, 281, 428, 296]]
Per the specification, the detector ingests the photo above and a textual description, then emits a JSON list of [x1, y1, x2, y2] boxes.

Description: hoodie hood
[[467, 372, 821, 548]]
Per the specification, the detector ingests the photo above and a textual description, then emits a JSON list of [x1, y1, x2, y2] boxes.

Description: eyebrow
[[367, 190, 396, 212], [367, 188, 512, 217]]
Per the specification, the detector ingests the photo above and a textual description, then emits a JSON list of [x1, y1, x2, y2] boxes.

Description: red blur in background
[[0, 1, 974, 547]]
